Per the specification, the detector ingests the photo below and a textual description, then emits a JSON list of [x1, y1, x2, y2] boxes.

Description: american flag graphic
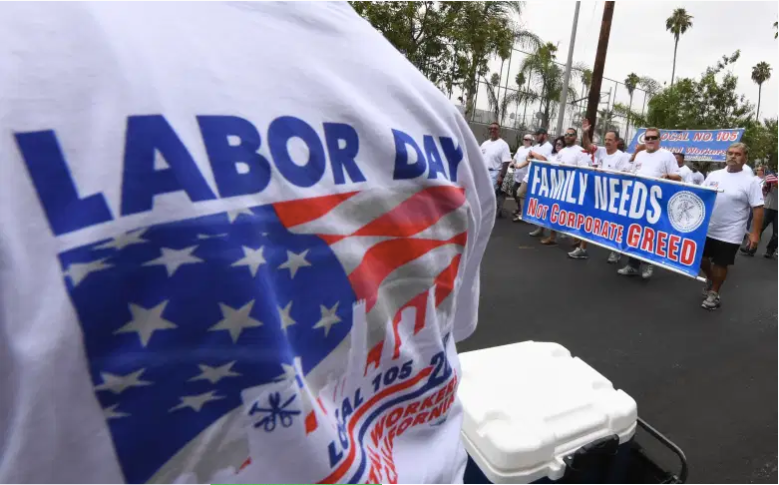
[[58, 184, 468, 483]]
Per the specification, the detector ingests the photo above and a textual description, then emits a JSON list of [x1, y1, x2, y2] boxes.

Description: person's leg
[[512, 182, 522, 220], [765, 209, 778, 257], [709, 263, 728, 293], [521, 183, 543, 236], [699, 256, 712, 281], [618, 256, 641, 276], [702, 238, 737, 310], [541, 230, 556, 245]]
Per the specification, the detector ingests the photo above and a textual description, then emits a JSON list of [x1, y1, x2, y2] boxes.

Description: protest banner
[[627, 128, 744, 162], [522, 161, 718, 280]]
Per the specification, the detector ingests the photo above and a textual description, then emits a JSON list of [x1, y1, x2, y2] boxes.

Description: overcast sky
[[503, 0, 778, 120]]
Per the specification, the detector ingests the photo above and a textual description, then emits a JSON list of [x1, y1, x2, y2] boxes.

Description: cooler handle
[[637, 416, 689, 484]]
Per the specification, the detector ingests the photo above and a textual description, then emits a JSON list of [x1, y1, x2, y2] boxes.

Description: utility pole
[[555, 1, 581, 138], [585, 1, 615, 141]]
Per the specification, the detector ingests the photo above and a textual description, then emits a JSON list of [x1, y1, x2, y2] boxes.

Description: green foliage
[[646, 51, 753, 130], [349, 1, 541, 115], [348, 2, 458, 88], [743, 118, 778, 170]]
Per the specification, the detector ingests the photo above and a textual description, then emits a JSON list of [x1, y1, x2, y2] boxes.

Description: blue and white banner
[[523, 161, 718, 279], [628, 128, 744, 162]]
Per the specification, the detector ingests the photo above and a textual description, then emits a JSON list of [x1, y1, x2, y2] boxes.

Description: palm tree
[[666, 8, 693, 86], [752, 62, 772, 120], [624, 73, 641, 141], [518, 42, 580, 131], [458, 2, 541, 117]]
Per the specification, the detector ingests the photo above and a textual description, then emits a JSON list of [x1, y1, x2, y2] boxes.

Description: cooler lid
[[458, 341, 637, 484]]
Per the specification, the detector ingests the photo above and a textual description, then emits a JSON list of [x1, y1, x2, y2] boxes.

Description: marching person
[[481, 122, 513, 219], [516, 128, 554, 234], [690, 162, 705, 185], [574, 120, 631, 261], [511, 134, 534, 222], [531, 127, 591, 246], [741, 168, 777, 258], [617, 128, 681, 279], [739, 166, 765, 251], [700, 143, 764, 310], [675, 153, 694, 184]]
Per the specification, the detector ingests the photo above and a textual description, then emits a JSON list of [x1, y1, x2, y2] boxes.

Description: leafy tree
[[665, 8, 693, 86], [751, 62, 772, 120], [349, 2, 457, 88], [350, 1, 540, 116], [743, 118, 778, 170], [646, 51, 753, 130]]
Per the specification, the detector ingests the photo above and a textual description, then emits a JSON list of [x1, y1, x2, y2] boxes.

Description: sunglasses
[[564, 133, 576, 137], [644, 136, 659, 141], [555, 142, 564, 146], [523, 138, 533, 142]]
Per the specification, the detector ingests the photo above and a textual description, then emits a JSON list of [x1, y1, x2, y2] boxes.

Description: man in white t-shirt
[[511, 134, 534, 221], [481, 122, 513, 218], [574, 120, 630, 261], [618, 127, 681, 280], [529, 127, 591, 246], [699, 143, 764, 310], [690, 163, 705, 185], [516, 128, 554, 234], [0, 3, 495, 483], [675, 153, 694, 184]]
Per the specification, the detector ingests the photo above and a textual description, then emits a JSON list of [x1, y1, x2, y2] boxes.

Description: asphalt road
[[459, 208, 778, 484]]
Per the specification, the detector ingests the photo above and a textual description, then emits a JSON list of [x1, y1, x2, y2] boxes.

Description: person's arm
[[630, 144, 645, 162], [580, 119, 593, 151], [662, 153, 682, 181], [748, 206, 765, 251], [497, 144, 512, 184]]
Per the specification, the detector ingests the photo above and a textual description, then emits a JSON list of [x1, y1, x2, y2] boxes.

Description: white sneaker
[[568, 247, 589, 260], [641, 265, 654, 279], [529, 228, 543, 237], [617, 266, 639, 276], [701, 291, 721, 310], [607, 252, 620, 264]]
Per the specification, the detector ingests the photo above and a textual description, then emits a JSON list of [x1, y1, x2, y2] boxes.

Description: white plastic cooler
[[458, 341, 638, 484]]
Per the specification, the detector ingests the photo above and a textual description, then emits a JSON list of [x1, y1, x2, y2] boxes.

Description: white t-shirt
[[480, 138, 512, 172], [522, 141, 554, 183], [691, 171, 705, 185], [678, 165, 693, 184], [703, 169, 765, 244], [555, 145, 592, 168], [593, 147, 630, 172], [634, 148, 680, 179], [513, 145, 532, 183], [0, 3, 494, 484]]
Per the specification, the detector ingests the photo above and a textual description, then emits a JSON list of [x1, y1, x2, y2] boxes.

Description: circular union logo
[[667, 191, 706, 233]]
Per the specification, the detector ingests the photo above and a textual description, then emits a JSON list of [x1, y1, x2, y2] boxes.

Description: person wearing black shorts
[[699, 143, 765, 310]]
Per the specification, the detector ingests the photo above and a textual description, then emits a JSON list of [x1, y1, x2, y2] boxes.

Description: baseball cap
[[534, 128, 548, 135]]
